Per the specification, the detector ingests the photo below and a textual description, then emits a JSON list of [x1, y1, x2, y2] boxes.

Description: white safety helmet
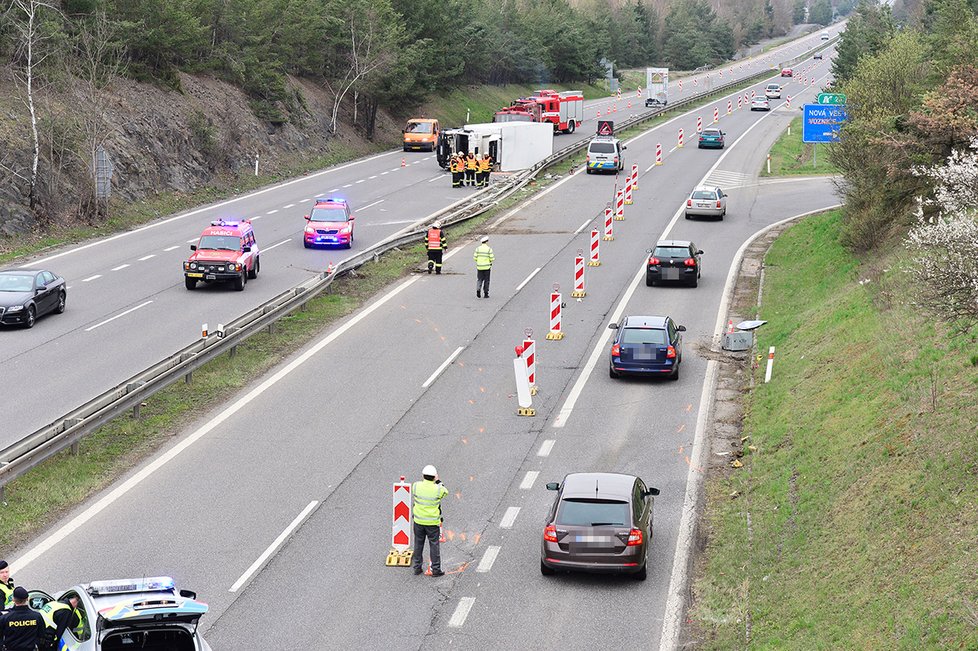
[[422, 464, 438, 478], [432, 221, 441, 229]]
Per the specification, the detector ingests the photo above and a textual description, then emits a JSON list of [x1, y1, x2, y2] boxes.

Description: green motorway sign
[[817, 93, 847, 105]]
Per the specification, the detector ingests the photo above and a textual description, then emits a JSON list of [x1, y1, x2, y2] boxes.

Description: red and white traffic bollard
[[624, 173, 634, 206], [737, 96, 742, 110], [751, 89, 756, 99], [603, 207, 614, 241], [514, 345, 535, 416], [617, 88, 621, 101], [727, 99, 732, 115], [678, 79, 683, 93], [637, 87, 642, 98], [201, 323, 208, 338], [786, 95, 791, 109], [523, 330, 537, 395], [696, 116, 702, 133], [693, 77, 698, 87], [810, 77, 815, 87], [589, 229, 601, 267], [546, 285, 564, 340], [631, 164, 638, 190], [764, 346, 776, 383], [656, 143, 663, 165], [385, 476, 412, 566], [614, 188, 625, 221], [713, 106, 719, 123], [678, 128, 685, 148], [571, 254, 585, 298]]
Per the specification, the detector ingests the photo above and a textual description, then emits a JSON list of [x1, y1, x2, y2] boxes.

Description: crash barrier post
[[614, 189, 625, 221], [764, 346, 776, 383], [546, 285, 564, 340], [624, 173, 634, 206], [631, 164, 639, 190], [523, 330, 537, 395], [656, 143, 663, 165], [589, 229, 601, 267], [572, 252, 586, 298], [386, 476, 413, 566], [603, 207, 614, 241], [767, 154, 771, 174], [515, 346, 535, 416]]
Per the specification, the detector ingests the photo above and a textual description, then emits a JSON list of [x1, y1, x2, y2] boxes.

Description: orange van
[[403, 118, 440, 152]]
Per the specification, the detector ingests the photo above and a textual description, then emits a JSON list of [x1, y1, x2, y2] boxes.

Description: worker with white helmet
[[411, 464, 449, 576], [424, 221, 446, 274]]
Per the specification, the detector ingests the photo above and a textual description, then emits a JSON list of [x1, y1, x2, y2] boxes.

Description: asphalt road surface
[[0, 23, 844, 448], [10, 37, 841, 650]]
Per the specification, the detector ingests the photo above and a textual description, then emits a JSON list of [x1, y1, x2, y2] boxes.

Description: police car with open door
[[27, 577, 211, 651]]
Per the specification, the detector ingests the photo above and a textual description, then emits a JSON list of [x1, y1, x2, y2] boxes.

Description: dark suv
[[647, 240, 703, 287], [541, 472, 660, 580]]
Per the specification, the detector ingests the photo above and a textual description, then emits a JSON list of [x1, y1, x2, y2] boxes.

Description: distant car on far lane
[[814, 52, 823, 60], [751, 97, 771, 111], [540, 472, 660, 580], [781, 67, 793, 77], [0, 269, 66, 328], [608, 315, 685, 380], [765, 83, 782, 99], [304, 197, 355, 249]]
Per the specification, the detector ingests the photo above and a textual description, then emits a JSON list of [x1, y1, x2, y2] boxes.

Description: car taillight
[[611, 343, 620, 357], [627, 528, 643, 546], [684, 257, 696, 267], [716, 200, 722, 208], [687, 199, 693, 207], [613, 157, 619, 164], [649, 256, 660, 266], [544, 524, 558, 543], [666, 345, 677, 359]]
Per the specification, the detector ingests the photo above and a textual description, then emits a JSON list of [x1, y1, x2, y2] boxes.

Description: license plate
[[576, 535, 611, 542], [698, 203, 710, 208], [206, 274, 216, 280], [187, 273, 203, 278], [664, 268, 680, 280]]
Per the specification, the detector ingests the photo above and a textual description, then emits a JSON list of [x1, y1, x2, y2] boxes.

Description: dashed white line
[[229, 501, 319, 592], [538, 440, 555, 457], [519, 471, 539, 490], [355, 179, 365, 184], [250, 216, 263, 220], [267, 209, 279, 214], [163, 245, 180, 252], [390, 168, 401, 172], [138, 255, 156, 261], [476, 546, 501, 573], [427, 175, 442, 183], [342, 184, 353, 188], [574, 219, 592, 234], [110, 264, 130, 271], [448, 597, 476, 627], [368, 175, 377, 180], [359, 199, 385, 211], [262, 239, 291, 253], [85, 300, 153, 332], [500, 506, 520, 529], [284, 203, 295, 209], [381, 171, 389, 175], [81, 275, 101, 282], [515, 267, 541, 292], [422, 346, 464, 389], [187, 238, 198, 243], [328, 188, 339, 193], [316, 193, 326, 197]]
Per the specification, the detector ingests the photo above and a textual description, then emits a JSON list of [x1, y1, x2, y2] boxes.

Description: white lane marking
[[362, 219, 417, 227], [12, 270, 421, 572], [262, 239, 291, 253], [84, 301, 153, 332], [65, 285, 72, 290], [29, 151, 399, 266], [228, 500, 319, 593], [187, 238, 198, 243], [342, 184, 353, 188], [328, 188, 338, 193], [381, 171, 389, 176], [163, 245, 180, 252], [552, 90, 784, 430], [359, 199, 385, 211], [250, 216, 263, 221], [427, 175, 442, 183], [422, 346, 465, 389], [110, 264, 129, 271], [316, 193, 326, 197], [515, 267, 541, 293], [283, 203, 295, 209], [267, 209, 279, 215], [355, 179, 365, 184], [368, 175, 377, 180], [81, 275, 101, 282], [537, 440, 555, 457], [448, 597, 476, 627], [574, 219, 591, 235], [519, 471, 539, 490], [476, 546, 501, 573], [500, 506, 520, 529], [659, 202, 843, 651], [138, 255, 155, 261]]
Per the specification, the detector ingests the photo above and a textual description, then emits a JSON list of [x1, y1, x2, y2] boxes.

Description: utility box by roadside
[[722, 320, 768, 352]]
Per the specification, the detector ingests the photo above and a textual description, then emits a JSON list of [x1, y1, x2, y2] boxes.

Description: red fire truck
[[493, 89, 584, 134]]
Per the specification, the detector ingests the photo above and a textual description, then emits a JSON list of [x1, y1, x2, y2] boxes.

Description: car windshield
[[589, 142, 615, 154], [753, 98, 767, 103], [197, 235, 241, 251], [654, 246, 691, 258], [405, 121, 433, 134], [767, 84, 780, 89], [692, 190, 717, 200], [310, 206, 350, 222], [702, 130, 721, 137], [0, 274, 33, 292], [556, 498, 630, 526], [621, 328, 668, 346]]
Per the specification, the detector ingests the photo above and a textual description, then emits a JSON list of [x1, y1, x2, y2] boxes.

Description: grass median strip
[[690, 210, 978, 648], [761, 116, 839, 176]]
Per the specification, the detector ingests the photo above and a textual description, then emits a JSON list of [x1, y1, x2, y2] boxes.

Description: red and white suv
[[183, 219, 260, 291]]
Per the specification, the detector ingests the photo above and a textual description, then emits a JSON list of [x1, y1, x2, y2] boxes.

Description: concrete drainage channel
[[0, 37, 838, 496]]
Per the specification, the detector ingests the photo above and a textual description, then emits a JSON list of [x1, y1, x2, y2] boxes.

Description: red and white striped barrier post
[[678, 79, 683, 93], [546, 284, 564, 340], [693, 77, 698, 87], [201, 323, 208, 338], [656, 143, 663, 165], [764, 346, 776, 383], [727, 319, 734, 333], [571, 252, 586, 299], [713, 106, 719, 123], [696, 116, 702, 133], [617, 88, 621, 101], [614, 188, 625, 221], [786, 95, 791, 109], [810, 77, 815, 87], [678, 128, 685, 148], [751, 89, 756, 99], [637, 87, 642, 98], [744, 92, 749, 105], [589, 229, 601, 267], [624, 173, 634, 206], [523, 329, 537, 395], [514, 345, 535, 416], [631, 164, 639, 190], [727, 99, 732, 115], [603, 207, 614, 241], [737, 96, 742, 110], [385, 476, 412, 566]]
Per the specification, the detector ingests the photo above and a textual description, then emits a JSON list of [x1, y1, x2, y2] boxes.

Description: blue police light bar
[[88, 577, 176, 596], [209, 219, 251, 227], [315, 197, 346, 204]]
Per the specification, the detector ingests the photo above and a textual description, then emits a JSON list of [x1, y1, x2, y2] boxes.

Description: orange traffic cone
[[727, 319, 734, 333], [327, 262, 336, 275], [401, 158, 406, 167]]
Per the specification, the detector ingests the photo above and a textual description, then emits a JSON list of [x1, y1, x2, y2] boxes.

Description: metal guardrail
[[0, 36, 836, 492]]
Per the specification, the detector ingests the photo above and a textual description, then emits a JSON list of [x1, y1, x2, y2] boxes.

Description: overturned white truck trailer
[[436, 122, 553, 172]]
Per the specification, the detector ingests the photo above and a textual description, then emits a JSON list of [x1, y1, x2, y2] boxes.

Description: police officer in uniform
[[0, 586, 44, 651], [424, 221, 446, 274], [411, 465, 449, 577], [37, 594, 81, 651], [0, 561, 14, 611]]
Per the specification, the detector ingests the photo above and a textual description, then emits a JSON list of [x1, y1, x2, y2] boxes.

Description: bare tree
[[6, 0, 58, 211]]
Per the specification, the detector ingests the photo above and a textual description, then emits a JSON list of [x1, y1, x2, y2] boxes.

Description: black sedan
[[0, 269, 67, 328], [646, 240, 703, 287]]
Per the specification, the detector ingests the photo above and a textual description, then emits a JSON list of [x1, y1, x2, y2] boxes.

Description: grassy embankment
[[761, 116, 840, 176], [0, 72, 768, 554], [691, 210, 978, 648]]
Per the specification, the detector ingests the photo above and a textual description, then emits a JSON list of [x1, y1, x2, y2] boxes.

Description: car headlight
[[305, 226, 315, 234], [8, 305, 23, 312], [190, 262, 197, 270]]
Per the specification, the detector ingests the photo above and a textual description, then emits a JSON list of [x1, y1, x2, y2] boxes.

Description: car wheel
[[689, 275, 698, 288], [56, 290, 66, 314], [684, 212, 691, 220], [541, 560, 555, 576], [234, 272, 246, 291], [720, 210, 726, 221], [24, 304, 36, 329], [567, 121, 576, 134], [646, 273, 654, 287], [609, 364, 620, 379], [586, 168, 592, 175], [633, 562, 648, 581], [185, 277, 196, 290], [248, 256, 260, 279], [670, 364, 680, 381], [304, 240, 313, 249]]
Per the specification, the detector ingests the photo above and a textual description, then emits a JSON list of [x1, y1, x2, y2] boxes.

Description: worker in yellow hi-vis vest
[[412, 464, 449, 576], [473, 235, 494, 298], [464, 152, 477, 187]]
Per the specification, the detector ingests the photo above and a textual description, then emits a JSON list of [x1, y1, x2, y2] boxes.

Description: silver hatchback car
[[685, 186, 727, 220]]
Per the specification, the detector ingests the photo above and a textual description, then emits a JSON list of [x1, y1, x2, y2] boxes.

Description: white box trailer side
[[558, 91, 584, 127], [464, 121, 554, 172]]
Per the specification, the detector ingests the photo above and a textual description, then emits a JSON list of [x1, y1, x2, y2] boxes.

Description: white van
[[821, 31, 830, 40]]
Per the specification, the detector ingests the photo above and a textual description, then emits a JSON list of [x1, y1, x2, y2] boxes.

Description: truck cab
[[403, 118, 440, 152]]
